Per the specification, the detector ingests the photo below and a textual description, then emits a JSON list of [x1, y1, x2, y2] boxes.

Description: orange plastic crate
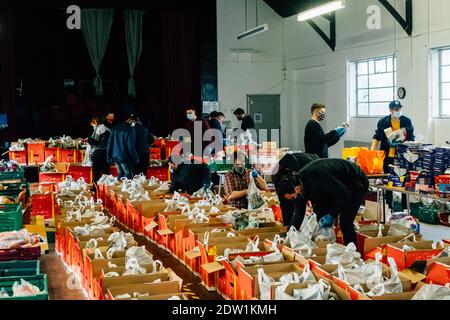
[[45, 148, 61, 162], [9, 150, 27, 164], [31, 193, 56, 220], [67, 164, 93, 184], [60, 149, 81, 163], [27, 142, 46, 164]]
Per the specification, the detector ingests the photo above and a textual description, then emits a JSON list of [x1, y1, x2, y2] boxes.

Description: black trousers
[[134, 153, 149, 176], [384, 157, 407, 210], [92, 150, 110, 183], [339, 185, 368, 246]]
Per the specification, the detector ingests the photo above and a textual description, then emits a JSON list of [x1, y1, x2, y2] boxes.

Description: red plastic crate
[[27, 142, 46, 164], [39, 172, 66, 183], [45, 147, 61, 162], [164, 141, 180, 159], [60, 149, 82, 163], [110, 166, 118, 177], [31, 193, 56, 220], [150, 148, 162, 160], [0, 247, 41, 261], [67, 164, 93, 184], [153, 139, 165, 148], [147, 167, 169, 181], [9, 150, 27, 164], [426, 260, 450, 285]]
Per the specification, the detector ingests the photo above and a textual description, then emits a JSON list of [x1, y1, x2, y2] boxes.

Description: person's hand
[[251, 169, 259, 179], [335, 127, 347, 137], [319, 214, 334, 228], [389, 140, 399, 148]]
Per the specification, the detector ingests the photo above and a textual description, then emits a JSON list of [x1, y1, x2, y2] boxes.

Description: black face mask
[[317, 111, 326, 121]]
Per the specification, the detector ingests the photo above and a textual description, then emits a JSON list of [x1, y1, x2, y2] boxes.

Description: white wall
[[217, 0, 450, 156], [217, 0, 284, 130]]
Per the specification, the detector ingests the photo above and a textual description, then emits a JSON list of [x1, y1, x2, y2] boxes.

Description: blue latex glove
[[335, 127, 347, 137], [251, 169, 259, 179], [319, 214, 334, 228], [389, 140, 399, 148]]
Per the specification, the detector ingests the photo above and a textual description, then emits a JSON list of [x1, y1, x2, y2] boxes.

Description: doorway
[[247, 94, 280, 142]]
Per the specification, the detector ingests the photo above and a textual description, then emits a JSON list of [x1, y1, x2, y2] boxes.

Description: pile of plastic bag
[[259, 265, 318, 300], [58, 176, 89, 192], [0, 279, 46, 298], [325, 243, 362, 266], [9, 139, 33, 152], [40, 156, 56, 173], [164, 192, 190, 212], [97, 175, 118, 186], [0, 159, 21, 172], [0, 229, 45, 249], [60, 135, 76, 149], [412, 284, 450, 300]]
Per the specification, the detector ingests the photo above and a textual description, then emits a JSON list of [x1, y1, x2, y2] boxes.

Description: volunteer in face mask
[[273, 152, 319, 227], [304, 103, 347, 158], [277, 158, 369, 246], [185, 106, 211, 158], [88, 115, 111, 184], [370, 100, 415, 208], [168, 156, 212, 195], [223, 151, 269, 209], [208, 111, 226, 140]]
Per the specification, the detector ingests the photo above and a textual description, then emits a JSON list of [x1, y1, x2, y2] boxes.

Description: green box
[[0, 260, 40, 277], [0, 168, 25, 181], [0, 203, 23, 232], [0, 274, 48, 300]]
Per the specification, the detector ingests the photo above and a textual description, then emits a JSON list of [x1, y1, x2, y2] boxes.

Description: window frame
[[439, 48, 450, 118], [352, 55, 397, 118]]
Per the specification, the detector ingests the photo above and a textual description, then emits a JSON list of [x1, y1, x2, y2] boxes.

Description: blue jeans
[[116, 162, 133, 179]]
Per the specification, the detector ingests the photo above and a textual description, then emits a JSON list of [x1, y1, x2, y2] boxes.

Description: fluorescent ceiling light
[[297, 0, 346, 21], [237, 24, 269, 40]]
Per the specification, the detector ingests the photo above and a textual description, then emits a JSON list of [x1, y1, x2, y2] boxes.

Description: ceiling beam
[[379, 0, 413, 36], [306, 11, 336, 51]]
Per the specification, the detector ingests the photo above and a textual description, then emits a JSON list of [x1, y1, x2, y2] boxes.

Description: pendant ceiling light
[[297, 0, 346, 22]]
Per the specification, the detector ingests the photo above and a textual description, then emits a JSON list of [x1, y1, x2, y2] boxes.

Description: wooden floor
[[40, 245, 86, 300], [40, 232, 223, 300]]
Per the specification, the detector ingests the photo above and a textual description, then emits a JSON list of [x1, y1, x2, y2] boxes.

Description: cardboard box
[[238, 262, 303, 300], [115, 293, 189, 300], [270, 280, 349, 300], [106, 270, 182, 300], [386, 241, 444, 270]]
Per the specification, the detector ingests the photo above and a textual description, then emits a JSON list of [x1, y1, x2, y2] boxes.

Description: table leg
[[406, 193, 411, 215], [382, 189, 386, 224]]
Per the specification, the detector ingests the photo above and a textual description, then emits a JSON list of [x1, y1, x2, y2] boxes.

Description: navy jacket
[[107, 122, 139, 164], [241, 115, 255, 131], [169, 163, 212, 195], [304, 120, 340, 158], [134, 122, 155, 156], [373, 115, 415, 156], [209, 118, 225, 138]]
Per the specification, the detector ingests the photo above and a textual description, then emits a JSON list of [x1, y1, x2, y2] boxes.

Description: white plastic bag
[[326, 243, 361, 266], [284, 226, 317, 257], [292, 279, 332, 300], [257, 268, 278, 300], [126, 246, 153, 266], [247, 173, 267, 211], [412, 284, 450, 300]]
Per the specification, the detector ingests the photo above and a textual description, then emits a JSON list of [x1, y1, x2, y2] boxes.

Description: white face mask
[[393, 111, 402, 119]]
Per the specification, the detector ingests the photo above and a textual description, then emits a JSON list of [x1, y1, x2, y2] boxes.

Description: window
[[439, 48, 450, 117], [352, 55, 397, 117]]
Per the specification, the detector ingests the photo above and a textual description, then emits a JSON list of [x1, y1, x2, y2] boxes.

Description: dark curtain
[[0, 8, 15, 140], [160, 10, 200, 135]]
